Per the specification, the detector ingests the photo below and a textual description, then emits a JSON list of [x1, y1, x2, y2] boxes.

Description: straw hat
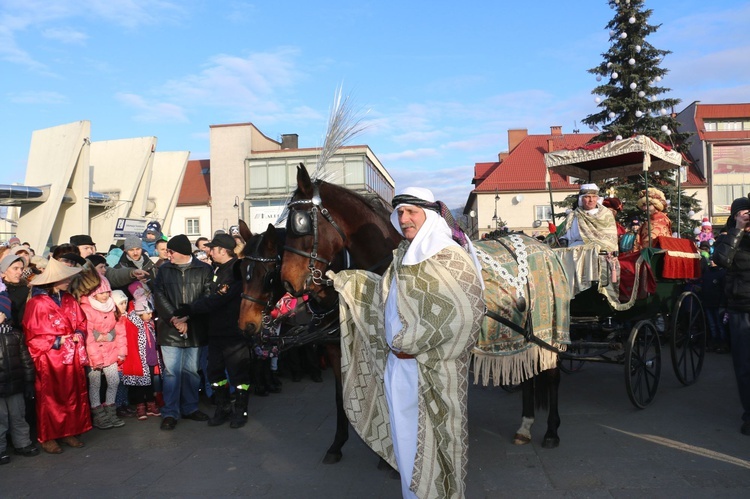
[[31, 257, 83, 286]]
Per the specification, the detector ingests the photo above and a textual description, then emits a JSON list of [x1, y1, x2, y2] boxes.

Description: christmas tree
[[572, 0, 702, 238]]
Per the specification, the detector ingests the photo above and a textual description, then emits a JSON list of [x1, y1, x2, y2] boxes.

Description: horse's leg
[[513, 377, 535, 445], [541, 367, 561, 449], [322, 343, 349, 464]]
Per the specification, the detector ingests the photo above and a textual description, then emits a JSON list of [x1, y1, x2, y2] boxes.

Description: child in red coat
[[121, 293, 160, 420]]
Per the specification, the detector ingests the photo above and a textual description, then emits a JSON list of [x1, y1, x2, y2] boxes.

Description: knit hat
[[701, 217, 712, 228], [729, 197, 750, 227], [144, 221, 162, 236], [111, 290, 128, 308], [167, 234, 193, 256], [133, 293, 153, 313], [90, 275, 112, 296], [30, 255, 48, 269], [637, 187, 667, 212], [0, 254, 24, 274], [86, 254, 107, 267], [123, 235, 142, 252]]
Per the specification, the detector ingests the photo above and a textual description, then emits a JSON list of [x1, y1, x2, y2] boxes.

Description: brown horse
[[277, 164, 566, 450]]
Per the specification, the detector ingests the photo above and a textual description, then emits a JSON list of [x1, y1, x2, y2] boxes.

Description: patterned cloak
[[559, 207, 618, 252], [331, 242, 484, 499]]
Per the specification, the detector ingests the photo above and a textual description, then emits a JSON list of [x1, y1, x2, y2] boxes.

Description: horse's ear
[[263, 223, 277, 250], [238, 219, 253, 243], [297, 163, 313, 196]]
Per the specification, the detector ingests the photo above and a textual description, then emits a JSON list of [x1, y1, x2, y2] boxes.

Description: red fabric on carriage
[[657, 237, 701, 279], [617, 251, 656, 302]]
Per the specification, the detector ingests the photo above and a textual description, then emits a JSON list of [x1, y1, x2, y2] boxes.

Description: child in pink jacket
[[80, 276, 127, 430]]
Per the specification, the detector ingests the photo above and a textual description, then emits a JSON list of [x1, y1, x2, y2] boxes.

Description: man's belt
[[391, 350, 415, 360]]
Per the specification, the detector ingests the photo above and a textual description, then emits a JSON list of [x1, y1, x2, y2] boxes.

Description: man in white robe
[[330, 187, 484, 499], [556, 183, 618, 252]]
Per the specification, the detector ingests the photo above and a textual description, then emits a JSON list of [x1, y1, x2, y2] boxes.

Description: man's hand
[[131, 269, 149, 281]]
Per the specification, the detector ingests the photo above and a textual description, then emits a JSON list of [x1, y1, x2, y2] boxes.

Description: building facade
[[677, 102, 750, 226]]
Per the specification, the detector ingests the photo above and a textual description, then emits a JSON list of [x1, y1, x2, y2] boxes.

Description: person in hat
[[172, 232, 252, 428], [329, 187, 485, 499], [22, 258, 92, 454], [79, 276, 127, 430], [712, 196, 750, 435], [633, 187, 672, 251], [1, 255, 31, 330], [141, 221, 164, 258], [115, 235, 156, 290], [121, 290, 161, 421], [696, 217, 715, 246], [69, 235, 149, 289], [152, 234, 213, 430], [0, 255, 39, 464], [555, 184, 618, 252]]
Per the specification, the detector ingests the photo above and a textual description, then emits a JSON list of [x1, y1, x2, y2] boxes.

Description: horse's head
[[238, 223, 284, 337], [280, 164, 347, 308]]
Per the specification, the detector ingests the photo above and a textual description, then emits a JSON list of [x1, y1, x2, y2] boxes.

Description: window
[[535, 205, 553, 221], [186, 218, 200, 235], [704, 119, 750, 132]]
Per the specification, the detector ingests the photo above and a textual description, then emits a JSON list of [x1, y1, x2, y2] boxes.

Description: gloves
[[25, 384, 35, 399], [173, 304, 191, 318]]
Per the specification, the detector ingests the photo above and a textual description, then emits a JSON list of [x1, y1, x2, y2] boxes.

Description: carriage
[[542, 135, 707, 408]]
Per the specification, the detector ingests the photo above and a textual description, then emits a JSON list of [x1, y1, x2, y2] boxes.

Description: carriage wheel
[[670, 291, 706, 386], [558, 342, 588, 374], [625, 320, 662, 409]]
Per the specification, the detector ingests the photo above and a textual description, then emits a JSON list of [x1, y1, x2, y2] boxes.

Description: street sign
[[113, 218, 148, 239]]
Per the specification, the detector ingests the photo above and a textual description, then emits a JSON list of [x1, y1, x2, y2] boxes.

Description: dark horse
[[242, 164, 565, 462], [237, 222, 360, 464]]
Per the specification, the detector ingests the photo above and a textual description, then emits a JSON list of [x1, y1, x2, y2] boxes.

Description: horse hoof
[[322, 452, 342, 464], [513, 433, 531, 445], [542, 437, 560, 449]]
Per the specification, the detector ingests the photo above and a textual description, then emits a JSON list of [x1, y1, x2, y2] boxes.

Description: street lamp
[[469, 210, 476, 239], [492, 190, 500, 229], [233, 196, 240, 221]]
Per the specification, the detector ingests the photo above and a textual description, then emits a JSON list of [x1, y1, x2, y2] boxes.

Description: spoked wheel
[[625, 320, 662, 409], [670, 291, 707, 386], [559, 341, 589, 374]]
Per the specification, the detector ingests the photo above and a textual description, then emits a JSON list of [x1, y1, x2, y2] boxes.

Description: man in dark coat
[[152, 235, 213, 431], [713, 197, 750, 435], [174, 233, 251, 428]]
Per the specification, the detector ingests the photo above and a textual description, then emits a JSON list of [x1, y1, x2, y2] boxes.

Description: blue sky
[[1, 0, 748, 208]]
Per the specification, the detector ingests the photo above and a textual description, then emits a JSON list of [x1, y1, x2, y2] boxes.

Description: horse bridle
[[240, 234, 281, 326], [284, 181, 350, 290]]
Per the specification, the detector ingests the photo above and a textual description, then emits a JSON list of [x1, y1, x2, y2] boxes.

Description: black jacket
[[115, 253, 156, 290], [2, 279, 29, 329], [153, 257, 213, 347], [0, 325, 34, 397], [189, 258, 243, 338], [713, 227, 750, 312]]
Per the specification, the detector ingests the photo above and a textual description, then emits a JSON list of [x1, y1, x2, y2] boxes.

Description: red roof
[[474, 133, 596, 192], [178, 159, 210, 205], [473, 132, 704, 194], [694, 103, 750, 141]]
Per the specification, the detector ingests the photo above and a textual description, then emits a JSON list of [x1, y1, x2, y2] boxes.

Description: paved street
[[2, 350, 749, 498]]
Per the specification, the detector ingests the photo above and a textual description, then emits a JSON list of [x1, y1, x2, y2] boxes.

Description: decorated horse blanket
[[330, 243, 484, 499], [472, 235, 571, 386]]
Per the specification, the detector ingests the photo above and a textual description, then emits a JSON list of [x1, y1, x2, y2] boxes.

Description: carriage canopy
[[544, 135, 683, 181]]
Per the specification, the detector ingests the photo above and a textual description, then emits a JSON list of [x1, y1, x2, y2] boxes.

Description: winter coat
[[153, 257, 212, 347], [2, 278, 30, 329], [189, 258, 244, 338], [121, 313, 159, 386], [713, 227, 750, 312], [80, 295, 127, 368], [0, 293, 34, 396]]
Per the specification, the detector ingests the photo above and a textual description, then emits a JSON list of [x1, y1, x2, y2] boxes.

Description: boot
[[269, 370, 282, 394], [230, 389, 249, 429], [104, 404, 125, 428], [92, 405, 114, 430], [146, 401, 161, 417], [208, 384, 232, 427], [136, 403, 147, 420]]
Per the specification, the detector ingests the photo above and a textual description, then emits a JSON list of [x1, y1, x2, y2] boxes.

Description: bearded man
[[556, 183, 618, 252], [329, 187, 485, 499]]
